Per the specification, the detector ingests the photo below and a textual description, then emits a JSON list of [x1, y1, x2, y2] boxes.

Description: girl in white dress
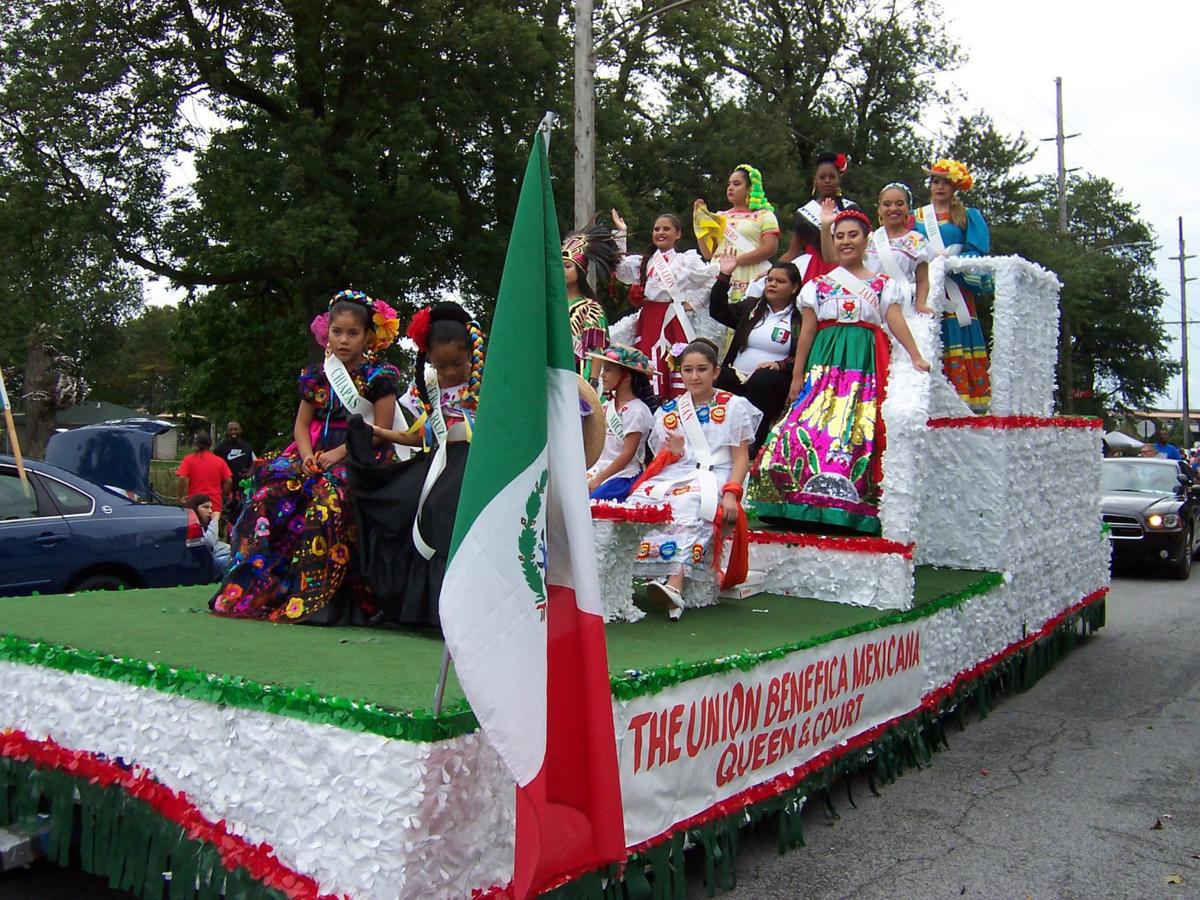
[[864, 182, 933, 314], [627, 338, 762, 618], [586, 344, 658, 502]]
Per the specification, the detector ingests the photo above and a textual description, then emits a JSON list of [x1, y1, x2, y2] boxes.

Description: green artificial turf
[[0, 566, 991, 713]]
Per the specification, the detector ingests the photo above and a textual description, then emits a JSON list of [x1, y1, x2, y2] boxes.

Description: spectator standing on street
[[177, 432, 232, 511], [214, 420, 255, 529], [1152, 426, 1183, 461]]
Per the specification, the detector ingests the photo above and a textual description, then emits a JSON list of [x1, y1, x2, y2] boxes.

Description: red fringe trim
[[0, 732, 336, 900], [927, 415, 1103, 430], [622, 586, 1108, 856], [748, 530, 914, 559], [590, 502, 673, 524]]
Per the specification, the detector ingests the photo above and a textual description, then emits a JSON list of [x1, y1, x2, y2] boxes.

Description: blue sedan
[[0, 455, 214, 597]]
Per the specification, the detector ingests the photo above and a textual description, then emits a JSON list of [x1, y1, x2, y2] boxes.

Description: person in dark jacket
[[708, 251, 803, 455]]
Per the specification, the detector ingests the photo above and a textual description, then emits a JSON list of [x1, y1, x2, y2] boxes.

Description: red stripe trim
[[927, 415, 1103, 430], [590, 502, 673, 524], [748, 530, 914, 558], [0, 732, 334, 900], [622, 586, 1107, 855]]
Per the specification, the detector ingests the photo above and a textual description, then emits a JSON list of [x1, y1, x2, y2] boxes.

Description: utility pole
[[1171, 217, 1197, 449], [1042, 76, 1081, 411], [573, 0, 594, 230]]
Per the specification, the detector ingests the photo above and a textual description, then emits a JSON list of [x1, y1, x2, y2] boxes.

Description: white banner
[[615, 619, 926, 846]]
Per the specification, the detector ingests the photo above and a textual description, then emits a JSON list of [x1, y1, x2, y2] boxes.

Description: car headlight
[[1146, 514, 1181, 529]]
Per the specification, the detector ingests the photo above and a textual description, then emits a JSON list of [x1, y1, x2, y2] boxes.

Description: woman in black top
[[708, 252, 803, 455], [781, 152, 860, 283]]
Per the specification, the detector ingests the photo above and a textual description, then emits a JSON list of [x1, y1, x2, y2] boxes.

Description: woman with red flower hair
[[344, 301, 486, 628], [754, 210, 930, 536], [212, 290, 402, 624], [781, 152, 861, 284], [914, 159, 993, 412]]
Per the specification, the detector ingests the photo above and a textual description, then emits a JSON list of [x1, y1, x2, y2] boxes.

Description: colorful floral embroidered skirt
[[211, 453, 373, 624], [752, 322, 886, 535], [627, 462, 730, 579], [942, 286, 990, 413]]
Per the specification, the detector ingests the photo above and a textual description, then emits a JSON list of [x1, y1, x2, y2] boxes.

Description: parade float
[[0, 231, 1108, 895]]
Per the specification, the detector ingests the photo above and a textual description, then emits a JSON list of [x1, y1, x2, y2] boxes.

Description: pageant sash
[[648, 250, 696, 343], [676, 392, 723, 523], [412, 367, 451, 560], [323, 354, 414, 461], [919, 205, 972, 327], [605, 400, 625, 440], [693, 205, 756, 258], [796, 199, 822, 228], [826, 266, 883, 321], [872, 228, 913, 303]]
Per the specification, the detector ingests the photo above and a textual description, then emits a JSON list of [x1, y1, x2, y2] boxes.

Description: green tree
[[84, 306, 187, 414]]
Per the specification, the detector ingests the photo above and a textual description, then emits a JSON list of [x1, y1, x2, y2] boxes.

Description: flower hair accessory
[[880, 181, 914, 208], [369, 299, 399, 353], [924, 159, 973, 192], [833, 153, 850, 175], [406, 306, 433, 353], [735, 164, 773, 212], [832, 208, 873, 231], [666, 341, 690, 372]]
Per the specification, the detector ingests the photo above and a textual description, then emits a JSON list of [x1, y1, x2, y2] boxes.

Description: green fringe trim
[[748, 500, 882, 536], [0, 757, 288, 900], [556, 595, 1105, 899], [610, 571, 1005, 701], [0, 633, 478, 743]]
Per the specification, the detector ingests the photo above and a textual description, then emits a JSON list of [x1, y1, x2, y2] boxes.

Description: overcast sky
[[932, 0, 1198, 411]]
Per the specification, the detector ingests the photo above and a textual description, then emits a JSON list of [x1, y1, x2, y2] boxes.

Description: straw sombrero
[[578, 376, 606, 469], [586, 343, 656, 376]]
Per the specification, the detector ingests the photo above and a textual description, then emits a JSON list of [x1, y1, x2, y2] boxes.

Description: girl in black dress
[[345, 302, 485, 628]]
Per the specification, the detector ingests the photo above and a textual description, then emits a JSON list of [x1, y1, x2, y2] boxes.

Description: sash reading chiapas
[[871, 228, 913, 304], [919, 206, 972, 327], [322, 354, 414, 461]]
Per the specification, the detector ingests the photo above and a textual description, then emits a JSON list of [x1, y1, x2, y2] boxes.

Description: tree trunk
[[24, 337, 55, 459]]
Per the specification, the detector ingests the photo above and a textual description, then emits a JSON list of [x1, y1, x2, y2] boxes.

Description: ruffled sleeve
[[298, 366, 324, 405], [622, 399, 654, 437], [676, 250, 719, 313], [615, 254, 644, 286], [721, 395, 762, 446], [878, 275, 906, 314], [798, 280, 820, 312], [361, 363, 401, 402]]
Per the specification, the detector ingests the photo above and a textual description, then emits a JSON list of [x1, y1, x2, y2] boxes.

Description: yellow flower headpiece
[[923, 159, 973, 192]]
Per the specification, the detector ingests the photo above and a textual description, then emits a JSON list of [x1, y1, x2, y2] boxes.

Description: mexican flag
[[439, 129, 624, 895]]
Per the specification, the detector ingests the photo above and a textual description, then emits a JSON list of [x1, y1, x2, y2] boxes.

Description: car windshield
[[1101, 462, 1181, 494]]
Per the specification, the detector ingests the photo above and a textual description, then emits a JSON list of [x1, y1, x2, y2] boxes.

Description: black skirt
[[344, 417, 469, 628]]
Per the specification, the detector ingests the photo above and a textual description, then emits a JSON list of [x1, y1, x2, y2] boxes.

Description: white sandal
[[647, 581, 685, 621]]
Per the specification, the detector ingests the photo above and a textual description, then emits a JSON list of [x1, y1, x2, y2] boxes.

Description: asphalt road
[[3, 570, 1197, 899], [707, 571, 1200, 900]]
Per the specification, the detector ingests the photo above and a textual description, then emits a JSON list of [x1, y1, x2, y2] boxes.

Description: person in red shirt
[[176, 432, 233, 511]]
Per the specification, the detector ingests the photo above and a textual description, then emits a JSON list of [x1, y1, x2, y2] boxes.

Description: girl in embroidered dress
[[586, 344, 658, 502], [563, 218, 622, 381], [914, 159, 993, 413], [345, 302, 485, 628], [627, 338, 762, 619], [754, 210, 930, 536], [864, 183, 933, 314], [612, 210, 719, 398], [781, 152, 861, 284], [693, 165, 780, 302], [212, 290, 402, 624]]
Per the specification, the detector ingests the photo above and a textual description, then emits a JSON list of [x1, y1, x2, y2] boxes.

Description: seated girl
[[626, 338, 761, 619], [212, 290, 401, 624], [345, 302, 485, 628], [586, 344, 658, 502], [708, 252, 804, 456]]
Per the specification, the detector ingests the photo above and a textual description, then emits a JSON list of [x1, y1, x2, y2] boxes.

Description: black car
[[1101, 458, 1200, 578]]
